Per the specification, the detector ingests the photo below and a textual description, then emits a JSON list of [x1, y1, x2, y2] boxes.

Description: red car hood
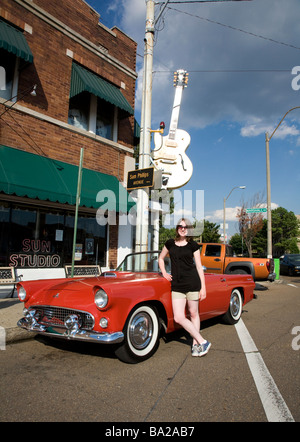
[[22, 278, 96, 310], [21, 271, 163, 310]]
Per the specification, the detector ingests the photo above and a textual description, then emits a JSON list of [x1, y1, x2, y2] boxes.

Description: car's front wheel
[[222, 288, 243, 325], [114, 304, 160, 363]]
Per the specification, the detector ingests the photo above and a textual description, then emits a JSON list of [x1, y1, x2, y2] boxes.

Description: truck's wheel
[[222, 288, 243, 325], [231, 269, 247, 275], [114, 305, 160, 363]]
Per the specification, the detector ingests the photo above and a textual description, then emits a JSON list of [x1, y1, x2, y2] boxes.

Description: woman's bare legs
[[172, 298, 206, 345], [188, 299, 201, 346]]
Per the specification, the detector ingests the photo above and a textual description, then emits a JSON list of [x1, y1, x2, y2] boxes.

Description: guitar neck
[[168, 86, 183, 141]]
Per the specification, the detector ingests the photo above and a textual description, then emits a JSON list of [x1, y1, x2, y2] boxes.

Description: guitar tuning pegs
[[173, 69, 189, 87], [184, 73, 189, 86]]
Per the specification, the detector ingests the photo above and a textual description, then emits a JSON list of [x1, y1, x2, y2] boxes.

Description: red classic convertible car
[[17, 251, 256, 363]]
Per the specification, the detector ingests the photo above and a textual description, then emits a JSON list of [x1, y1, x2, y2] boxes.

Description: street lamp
[[265, 106, 300, 258], [223, 186, 246, 244]]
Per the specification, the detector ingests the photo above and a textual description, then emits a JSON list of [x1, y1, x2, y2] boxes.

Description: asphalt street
[[0, 276, 299, 423]]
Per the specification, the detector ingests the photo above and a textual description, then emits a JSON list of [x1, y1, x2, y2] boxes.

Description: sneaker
[[199, 341, 211, 357], [191, 344, 201, 357]]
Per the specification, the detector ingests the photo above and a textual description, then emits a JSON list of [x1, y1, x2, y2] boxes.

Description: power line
[[153, 69, 291, 73], [156, 1, 253, 3], [167, 6, 300, 50]]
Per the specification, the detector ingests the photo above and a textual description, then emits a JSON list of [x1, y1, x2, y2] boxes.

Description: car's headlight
[[18, 286, 27, 302], [94, 288, 108, 309]]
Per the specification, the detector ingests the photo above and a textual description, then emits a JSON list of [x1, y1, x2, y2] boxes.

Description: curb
[[6, 326, 36, 344]]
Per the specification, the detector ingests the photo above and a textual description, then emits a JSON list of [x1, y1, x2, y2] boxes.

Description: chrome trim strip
[[17, 318, 124, 344]]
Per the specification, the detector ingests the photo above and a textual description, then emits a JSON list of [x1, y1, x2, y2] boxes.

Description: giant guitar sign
[[152, 69, 193, 189]]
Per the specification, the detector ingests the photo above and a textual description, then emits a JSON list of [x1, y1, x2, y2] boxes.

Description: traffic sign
[[246, 208, 267, 213]]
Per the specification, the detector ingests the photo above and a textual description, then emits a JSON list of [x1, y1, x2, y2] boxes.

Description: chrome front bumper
[[17, 317, 124, 344]]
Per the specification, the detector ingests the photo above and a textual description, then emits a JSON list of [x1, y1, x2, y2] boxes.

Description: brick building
[[0, 0, 138, 283]]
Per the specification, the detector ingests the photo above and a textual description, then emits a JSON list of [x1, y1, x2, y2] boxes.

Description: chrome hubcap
[[230, 292, 241, 318], [129, 312, 153, 350]]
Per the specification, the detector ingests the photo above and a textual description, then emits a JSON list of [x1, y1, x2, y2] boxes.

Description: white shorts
[[172, 291, 199, 301]]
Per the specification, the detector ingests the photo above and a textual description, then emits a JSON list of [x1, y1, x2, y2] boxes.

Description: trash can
[[274, 258, 280, 280]]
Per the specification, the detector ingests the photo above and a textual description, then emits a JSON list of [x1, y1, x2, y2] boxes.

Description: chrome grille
[[30, 306, 94, 330]]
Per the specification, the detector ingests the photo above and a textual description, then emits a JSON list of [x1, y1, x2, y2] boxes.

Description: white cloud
[[120, 0, 300, 133], [206, 202, 280, 224], [206, 206, 241, 223], [241, 120, 300, 139]]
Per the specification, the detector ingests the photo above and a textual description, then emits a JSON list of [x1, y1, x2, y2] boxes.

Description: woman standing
[[158, 218, 211, 357]]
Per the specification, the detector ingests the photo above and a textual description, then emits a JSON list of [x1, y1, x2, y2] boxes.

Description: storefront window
[[68, 91, 115, 141], [96, 98, 114, 140], [0, 49, 15, 100], [0, 201, 107, 268], [0, 203, 10, 266], [65, 214, 106, 266], [68, 92, 90, 131]]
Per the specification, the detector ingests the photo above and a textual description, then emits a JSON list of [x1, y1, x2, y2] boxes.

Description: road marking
[[235, 319, 295, 422], [287, 284, 297, 288]]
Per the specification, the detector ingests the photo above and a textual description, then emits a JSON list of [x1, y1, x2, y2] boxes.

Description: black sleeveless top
[[165, 239, 201, 293]]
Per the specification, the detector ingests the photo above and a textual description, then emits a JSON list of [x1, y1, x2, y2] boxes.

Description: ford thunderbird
[[17, 251, 256, 363]]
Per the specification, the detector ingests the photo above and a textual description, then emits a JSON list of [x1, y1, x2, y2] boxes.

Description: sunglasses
[[177, 225, 187, 230]]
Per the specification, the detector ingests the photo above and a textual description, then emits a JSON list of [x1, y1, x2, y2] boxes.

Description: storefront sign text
[[9, 239, 61, 268]]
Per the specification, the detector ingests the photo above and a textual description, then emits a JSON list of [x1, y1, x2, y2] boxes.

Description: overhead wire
[[142, 1, 298, 76], [166, 6, 300, 51], [153, 69, 291, 74]]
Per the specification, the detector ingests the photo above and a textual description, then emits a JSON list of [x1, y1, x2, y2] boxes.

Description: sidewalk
[[0, 297, 33, 344]]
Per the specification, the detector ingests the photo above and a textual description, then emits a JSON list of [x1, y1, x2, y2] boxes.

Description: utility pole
[[135, 0, 155, 253], [265, 132, 272, 259], [265, 106, 300, 259], [135, 0, 243, 254]]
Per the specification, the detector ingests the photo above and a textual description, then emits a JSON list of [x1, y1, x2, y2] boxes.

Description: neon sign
[[9, 239, 61, 268]]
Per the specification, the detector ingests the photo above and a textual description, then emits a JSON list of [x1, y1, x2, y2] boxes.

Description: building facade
[[0, 0, 138, 283]]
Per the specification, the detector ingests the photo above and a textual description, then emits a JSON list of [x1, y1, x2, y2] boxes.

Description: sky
[[86, 0, 300, 238]]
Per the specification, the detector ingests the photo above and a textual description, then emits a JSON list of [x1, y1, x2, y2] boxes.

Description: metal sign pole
[[71, 147, 84, 277], [135, 0, 155, 254]]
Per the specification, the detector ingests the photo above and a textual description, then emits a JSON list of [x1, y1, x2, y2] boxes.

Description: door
[[202, 244, 223, 274]]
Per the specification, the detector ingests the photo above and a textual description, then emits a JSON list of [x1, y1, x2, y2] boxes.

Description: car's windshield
[[289, 255, 300, 265], [116, 251, 171, 273]]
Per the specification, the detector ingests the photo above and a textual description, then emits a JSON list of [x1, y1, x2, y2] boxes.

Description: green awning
[[0, 20, 33, 63], [70, 63, 134, 115], [0, 145, 135, 212], [134, 119, 140, 138]]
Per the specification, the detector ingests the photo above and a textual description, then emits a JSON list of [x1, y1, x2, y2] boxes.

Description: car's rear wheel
[[114, 304, 160, 363], [222, 288, 243, 325]]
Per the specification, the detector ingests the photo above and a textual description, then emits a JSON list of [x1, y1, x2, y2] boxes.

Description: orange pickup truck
[[199, 243, 276, 281]]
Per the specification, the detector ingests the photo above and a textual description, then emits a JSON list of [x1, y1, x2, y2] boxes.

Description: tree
[[158, 219, 221, 249], [252, 207, 299, 257], [229, 233, 244, 256], [158, 226, 176, 250], [271, 207, 299, 256], [236, 192, 265, 257], [252, 219, 267, 257], [201, 220, 221, 243]]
